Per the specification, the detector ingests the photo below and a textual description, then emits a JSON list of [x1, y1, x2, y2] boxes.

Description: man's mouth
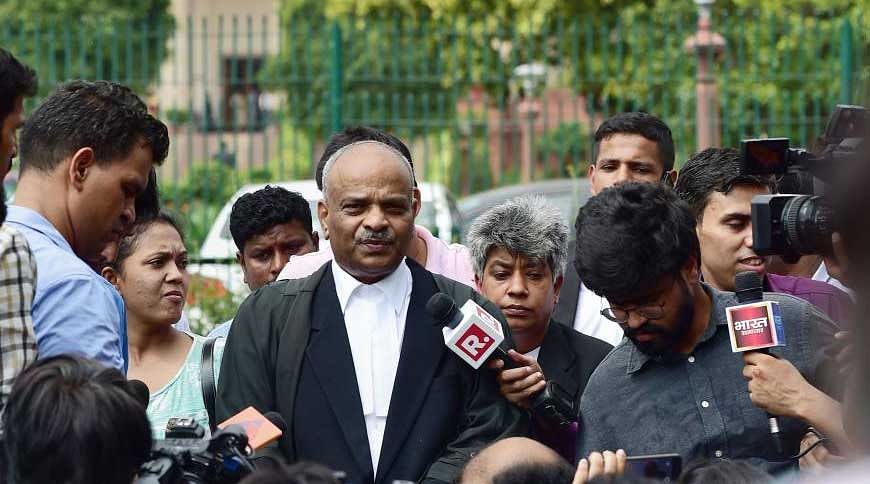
[[737, 256, 766, 272], [501, 304, 532, 317], [163, 290, 184, 302], [358, 238, 393, 252]]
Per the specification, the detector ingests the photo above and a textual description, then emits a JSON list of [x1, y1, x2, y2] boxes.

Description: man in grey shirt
[[573, 182, 836, 475]]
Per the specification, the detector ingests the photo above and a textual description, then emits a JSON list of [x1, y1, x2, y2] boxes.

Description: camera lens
[[782, 195, 834, 254]]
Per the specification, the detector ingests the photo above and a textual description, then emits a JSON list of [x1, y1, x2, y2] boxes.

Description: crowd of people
[[0, 46, 868, 484]]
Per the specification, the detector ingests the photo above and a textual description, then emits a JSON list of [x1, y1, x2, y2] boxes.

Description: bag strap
[[200, 337, 218, 432]]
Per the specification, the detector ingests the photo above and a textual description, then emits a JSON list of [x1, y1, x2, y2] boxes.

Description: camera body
[[135, 420, 255, 484], [740, 105, 867, 259]]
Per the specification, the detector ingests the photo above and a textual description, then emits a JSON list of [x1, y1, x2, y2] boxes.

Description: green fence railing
[[2, 8, 867, 332]]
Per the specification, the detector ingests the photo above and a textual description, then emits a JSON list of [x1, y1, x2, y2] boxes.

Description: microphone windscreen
[[426, 293, 456, 323], [127, 379, 150, 409], [264, 411, 288, 433], [734, 271, 763, 303]]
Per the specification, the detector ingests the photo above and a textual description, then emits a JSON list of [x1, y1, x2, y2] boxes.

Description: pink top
[[276, 225, 476, 289]]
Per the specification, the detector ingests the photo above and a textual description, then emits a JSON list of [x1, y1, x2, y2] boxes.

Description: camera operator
[[673, 147, 852, 326], [2, 355, 152, 484]]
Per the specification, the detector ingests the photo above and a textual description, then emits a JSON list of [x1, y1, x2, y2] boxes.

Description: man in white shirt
[[553, 112, 676, 346], [217, 134, 523, 483]]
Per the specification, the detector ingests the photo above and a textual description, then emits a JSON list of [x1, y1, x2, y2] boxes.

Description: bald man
[[217, 133, 523, 484], [459, 437, 574, 484]]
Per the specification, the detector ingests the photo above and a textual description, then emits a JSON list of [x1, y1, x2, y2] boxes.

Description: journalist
[[575, 182, 836, 474], [101, 213, 224, 438], [467, 195, 611, 460], [554, 112, 677, 346], [7, 80, 168, 371], [0, 48, 38, 412], [674, 147, 851, 324], [1, 355, 152, 484], [218, 134, 522, 483], [459, 437, 575, 484]]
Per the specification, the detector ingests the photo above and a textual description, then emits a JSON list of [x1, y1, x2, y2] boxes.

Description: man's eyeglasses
[[600, 302, 666, 324], [599, 278, 678, 324]]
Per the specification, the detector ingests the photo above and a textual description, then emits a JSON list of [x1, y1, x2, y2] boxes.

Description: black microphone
[[733, 271, 785, 457], [127, 379, 151, 410]]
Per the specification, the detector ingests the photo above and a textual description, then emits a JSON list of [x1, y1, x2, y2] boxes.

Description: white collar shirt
[[331, 258, 413, 474], [573, 282, 625, 347]]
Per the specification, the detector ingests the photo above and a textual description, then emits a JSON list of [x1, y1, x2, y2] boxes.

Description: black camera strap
[[200, 338, 218, 432]]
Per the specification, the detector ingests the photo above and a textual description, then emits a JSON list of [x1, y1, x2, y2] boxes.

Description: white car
[[191, 179, 462, 297]]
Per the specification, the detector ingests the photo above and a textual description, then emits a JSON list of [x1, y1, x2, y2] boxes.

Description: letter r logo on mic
[[442, 299, 506, 369], [456, 325, 495, 360]]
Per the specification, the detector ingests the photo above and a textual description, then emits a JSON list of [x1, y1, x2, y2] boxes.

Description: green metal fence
[[2, 9, 867, 331]]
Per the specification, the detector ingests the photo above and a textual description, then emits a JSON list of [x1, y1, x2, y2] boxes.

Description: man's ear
[[236, 251, 248, 284], [311, 231, 320, 251], [682, 254, 701, 282], [317, 200, 330, 240], [474, 273, 482, 293], [412, 187, 422, 218], [68, 147, 97, 191]]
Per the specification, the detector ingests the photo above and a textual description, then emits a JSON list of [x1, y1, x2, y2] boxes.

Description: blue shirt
[[6, 206, 128, 371], [577, 283, 836, 475]]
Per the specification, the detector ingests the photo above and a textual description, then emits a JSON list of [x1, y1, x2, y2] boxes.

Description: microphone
[[218, 406, 284, 450], [426, 293, 517, 370], [726, 271, 786, 456], [426, 293, 578, 426], [127, 379, 151, 409]]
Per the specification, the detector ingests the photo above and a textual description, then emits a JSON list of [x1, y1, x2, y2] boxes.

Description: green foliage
[[272, 0, 867, 169], [536, 122, 591, 177], [0, 0, 174, 95]]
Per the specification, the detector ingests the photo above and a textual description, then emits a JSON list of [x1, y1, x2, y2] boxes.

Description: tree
[[268, 0, 866, 157], [0, 0, 174, 95]]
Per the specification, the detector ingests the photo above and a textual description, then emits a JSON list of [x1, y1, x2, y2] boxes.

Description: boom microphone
[[726, 271, 786, 456]]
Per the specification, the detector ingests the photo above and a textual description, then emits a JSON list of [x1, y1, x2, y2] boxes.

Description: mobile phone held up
[[625, 453, 682, 481]]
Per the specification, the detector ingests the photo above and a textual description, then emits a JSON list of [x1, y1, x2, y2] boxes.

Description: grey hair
[[321, 140, 414, 199], [467, 195, 568, 280]]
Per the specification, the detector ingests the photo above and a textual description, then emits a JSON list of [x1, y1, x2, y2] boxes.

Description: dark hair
[[19, 80, 169, 173], [595, 112, 675, 172], [135, 168, 161, 220], [674, 147, 776, 221], [112, 212, 185, 273], [315, 125, 415, 191], [574, 182, 700, 303], [229, 185, 313, 251], [491, 460, 575, 484], [677, 459, 772, 484], [239, 461, 341, 484], [2, 355, 152, 484], [588, 476, 664, 484], [0, 48, 37, 121]]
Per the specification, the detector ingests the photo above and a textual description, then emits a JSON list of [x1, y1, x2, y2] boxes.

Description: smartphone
[[624, 453, 682, 481]]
